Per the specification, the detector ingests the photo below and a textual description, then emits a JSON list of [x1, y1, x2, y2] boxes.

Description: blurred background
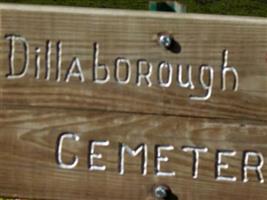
[[0, 0, 266, 17]]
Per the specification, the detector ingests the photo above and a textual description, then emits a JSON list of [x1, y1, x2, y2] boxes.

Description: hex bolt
[[159, 34, 172, 48], [154, 185, 168, 199]]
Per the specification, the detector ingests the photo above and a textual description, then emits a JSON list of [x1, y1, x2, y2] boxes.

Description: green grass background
[[0, 0, 267, 17]]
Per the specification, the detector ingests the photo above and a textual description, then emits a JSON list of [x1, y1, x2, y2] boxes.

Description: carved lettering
[[136, 60, 153, 87], [34, 47, 41, 79], [4, 36, 239, 101], [182, 146, 208, 179], [221, 49, 239, 91], [5, 35, 29, 79], [54, 133, 265, 184], [65, 57, 85, 82], [177, 64, 195, 90], [155, 145, 175, 177], [190, 65, 214, 101], [242, 151, 264, 183], [119, 143, 148, 175], [55, 132, 80, 169], [93, 42, 110, 84], [157, 61, 173, 87], [114, 58, 131, 84], [88, 140, 110, 171], [215, 150, 237, 182], [45, 40, 52, 80], [56, 41, 62, 82]]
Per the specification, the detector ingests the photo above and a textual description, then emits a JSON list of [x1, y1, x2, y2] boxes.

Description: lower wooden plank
[[0, 108, 267, 200]]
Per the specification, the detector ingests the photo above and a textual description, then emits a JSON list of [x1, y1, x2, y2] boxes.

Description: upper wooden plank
[[0, 4, 267, 122]]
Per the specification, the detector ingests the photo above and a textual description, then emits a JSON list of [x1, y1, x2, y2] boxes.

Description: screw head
[[154, 185, 168, 199], [159, 34, 172, 48]]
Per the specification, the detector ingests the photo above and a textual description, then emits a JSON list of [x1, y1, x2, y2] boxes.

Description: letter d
[[5, 35, 29, 79]]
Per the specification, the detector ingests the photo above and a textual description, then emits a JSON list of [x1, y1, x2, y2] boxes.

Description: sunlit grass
[[0, 0, 267, 17]]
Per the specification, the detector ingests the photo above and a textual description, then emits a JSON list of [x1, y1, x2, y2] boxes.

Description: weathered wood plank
[[0, 4, 267, 122], [0, 108, 267, 200], [1, 4, 267, 200]]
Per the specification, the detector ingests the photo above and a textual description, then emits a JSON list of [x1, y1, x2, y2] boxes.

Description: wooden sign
[[0, 3, 267, 200]]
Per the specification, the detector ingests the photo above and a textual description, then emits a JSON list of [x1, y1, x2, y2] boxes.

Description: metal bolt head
[[154, 185, 168, 199], [159, 34, 172, 48]]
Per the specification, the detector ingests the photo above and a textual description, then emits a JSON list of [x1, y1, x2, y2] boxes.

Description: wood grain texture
[[0, 4, 266, 122], [0, 108, 267, 200], [0, 4, 267, 200]]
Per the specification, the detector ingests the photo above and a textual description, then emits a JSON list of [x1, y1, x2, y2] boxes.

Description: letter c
[[55, 132, 80, 169]]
